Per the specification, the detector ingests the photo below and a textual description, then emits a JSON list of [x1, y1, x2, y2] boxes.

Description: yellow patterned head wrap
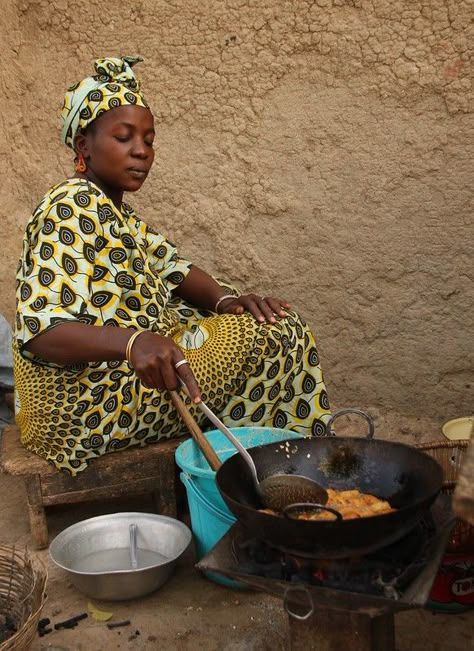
[[60, 55, 150, 149]]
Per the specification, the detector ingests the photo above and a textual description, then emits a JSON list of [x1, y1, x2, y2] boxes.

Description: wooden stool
[[0, 425, 186, 550]]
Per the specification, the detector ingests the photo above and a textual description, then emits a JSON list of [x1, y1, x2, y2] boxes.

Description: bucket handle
[[180, 472, 236, 523]]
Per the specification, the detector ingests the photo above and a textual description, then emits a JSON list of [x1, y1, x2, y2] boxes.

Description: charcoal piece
[[54, 612, 88, 629], [107, 620, 131, 629], [0, 613, 17, 642]]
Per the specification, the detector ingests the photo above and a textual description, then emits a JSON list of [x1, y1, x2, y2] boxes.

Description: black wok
[[215, 424, 444, 558]]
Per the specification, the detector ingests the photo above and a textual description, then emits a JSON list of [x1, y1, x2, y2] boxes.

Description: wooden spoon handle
[[170, 390, 222, 471]]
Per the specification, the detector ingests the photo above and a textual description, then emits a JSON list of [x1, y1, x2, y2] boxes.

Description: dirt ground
[[0, 463, 472, 651], [0, 408, 472, 651]]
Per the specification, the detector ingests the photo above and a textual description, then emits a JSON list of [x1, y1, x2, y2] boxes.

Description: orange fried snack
[[292, 488, 394, 521]]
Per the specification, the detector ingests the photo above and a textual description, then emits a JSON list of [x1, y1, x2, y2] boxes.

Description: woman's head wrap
[[60, 55, 150, 149]]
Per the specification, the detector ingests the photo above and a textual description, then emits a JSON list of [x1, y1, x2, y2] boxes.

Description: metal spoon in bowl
[[129, 523, 138, 569], [173, 381, 328, 510]]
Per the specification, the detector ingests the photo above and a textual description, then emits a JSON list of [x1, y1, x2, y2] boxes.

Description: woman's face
[[77, 104, 155, 201]]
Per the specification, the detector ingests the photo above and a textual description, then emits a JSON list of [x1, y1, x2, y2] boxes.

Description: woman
[[14, 56, 330, 475]]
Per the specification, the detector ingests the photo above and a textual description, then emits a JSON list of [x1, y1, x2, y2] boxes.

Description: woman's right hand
[[128, 331, 201, 403]]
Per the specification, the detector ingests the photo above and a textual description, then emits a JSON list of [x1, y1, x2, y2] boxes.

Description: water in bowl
[[72, 548, 168, 572]]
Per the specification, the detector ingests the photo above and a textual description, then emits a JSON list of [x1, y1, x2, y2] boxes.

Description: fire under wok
[[215, 414, 444, 558]]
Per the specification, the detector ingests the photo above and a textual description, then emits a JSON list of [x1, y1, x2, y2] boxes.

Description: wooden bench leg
[[153, 454, 177, 517], [25, 475, 49, 549]]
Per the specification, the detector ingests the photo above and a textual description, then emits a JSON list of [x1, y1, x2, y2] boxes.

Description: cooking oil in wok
[[72, 548, 168, 572]]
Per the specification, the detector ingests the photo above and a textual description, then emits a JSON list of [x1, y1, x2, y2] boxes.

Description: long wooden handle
[[170, 390, 222, 471]]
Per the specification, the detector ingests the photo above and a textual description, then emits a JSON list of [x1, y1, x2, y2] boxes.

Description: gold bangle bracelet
[[214, 294, 238, 313], [125, 330, 145, 366]]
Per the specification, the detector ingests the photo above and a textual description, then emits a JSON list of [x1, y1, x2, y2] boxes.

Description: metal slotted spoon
[[173, 381, 328, 511]]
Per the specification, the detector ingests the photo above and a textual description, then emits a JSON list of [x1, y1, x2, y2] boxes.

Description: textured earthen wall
[[0, 0, 472, 433]]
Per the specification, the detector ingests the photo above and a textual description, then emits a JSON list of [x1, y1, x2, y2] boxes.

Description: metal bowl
[[49, 512, 192, 601]]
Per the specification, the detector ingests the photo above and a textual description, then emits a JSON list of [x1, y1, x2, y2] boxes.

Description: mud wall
[[0, 0, 472, 430]]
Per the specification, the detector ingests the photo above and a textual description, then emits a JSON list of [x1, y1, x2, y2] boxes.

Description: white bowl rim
[[442, 416, 473, 441]]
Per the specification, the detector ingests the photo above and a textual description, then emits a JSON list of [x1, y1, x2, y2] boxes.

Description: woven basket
[[0, 546, 47, 651], [414, 439, 473, 552]]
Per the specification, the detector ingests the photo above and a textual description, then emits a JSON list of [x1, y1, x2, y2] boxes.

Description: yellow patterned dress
[[14, 179, 330, 475]]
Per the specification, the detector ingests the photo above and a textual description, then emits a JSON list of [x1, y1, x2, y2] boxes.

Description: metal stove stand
[[197, 496, 454, 651]]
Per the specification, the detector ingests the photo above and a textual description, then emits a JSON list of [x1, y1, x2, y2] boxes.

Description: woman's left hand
[[218, 294, 291, 323]]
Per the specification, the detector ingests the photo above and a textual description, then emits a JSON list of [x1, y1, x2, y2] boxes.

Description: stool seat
[[0, 424, 186, 549]]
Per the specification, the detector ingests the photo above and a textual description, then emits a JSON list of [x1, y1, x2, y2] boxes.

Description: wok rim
[[216, 435, 444, 525]]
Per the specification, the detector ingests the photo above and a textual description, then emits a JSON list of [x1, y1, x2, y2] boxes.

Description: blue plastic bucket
[[175, 426, 303, 516], [175, 426, 303, 587], [180, 472, 242, 588]]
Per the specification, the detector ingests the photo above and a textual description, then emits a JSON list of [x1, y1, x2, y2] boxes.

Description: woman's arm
[[173, 265, 231, 311], [24, 322, 133, 365], [175, 265, 290, 323], [24, 322, 201, 401]]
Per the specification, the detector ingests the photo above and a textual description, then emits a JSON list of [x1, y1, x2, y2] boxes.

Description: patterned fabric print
[[60, 56, 149, 149], [14, 179, 330, 475], [16, 179, 189, 348], [174, 311, 330, 437]]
